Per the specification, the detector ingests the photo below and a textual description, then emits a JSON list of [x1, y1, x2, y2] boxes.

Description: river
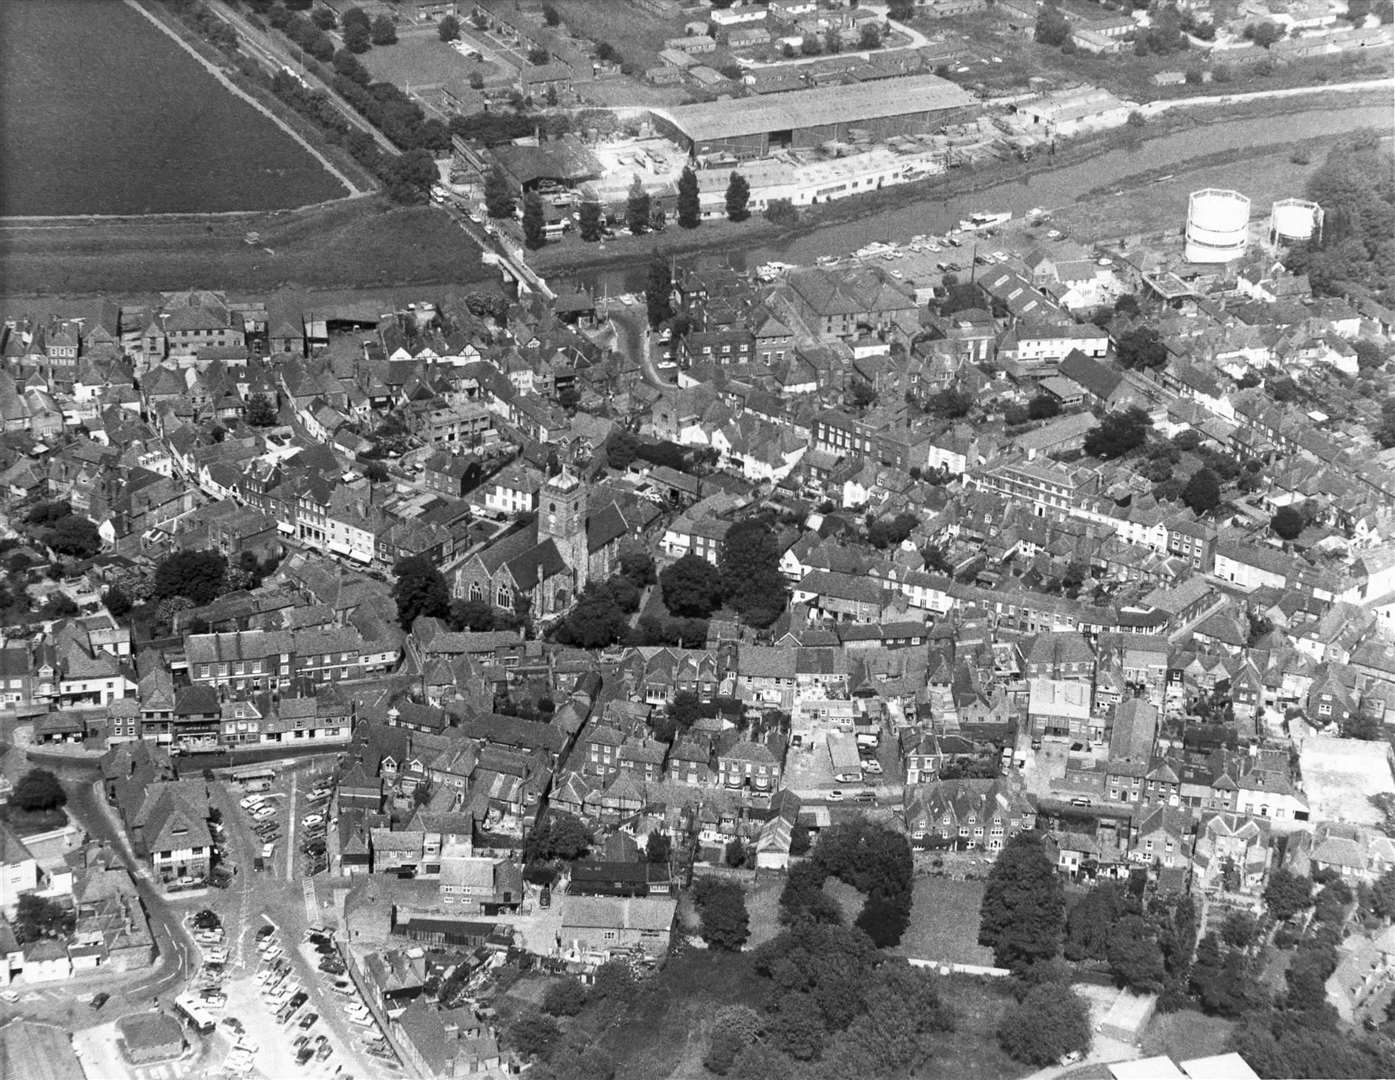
[[579, 103, 1393, 294]]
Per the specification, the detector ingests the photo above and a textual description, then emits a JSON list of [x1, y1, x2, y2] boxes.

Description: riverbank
[[534, 84, 1391, 282]]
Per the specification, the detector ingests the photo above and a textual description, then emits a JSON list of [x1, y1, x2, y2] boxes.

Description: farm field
[[0, 0, 345, 216], [0, 198, 494, 298], [551, 0, 683, 71]]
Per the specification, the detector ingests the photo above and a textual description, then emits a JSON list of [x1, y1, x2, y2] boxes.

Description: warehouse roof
[[656, 74, 974, 142]]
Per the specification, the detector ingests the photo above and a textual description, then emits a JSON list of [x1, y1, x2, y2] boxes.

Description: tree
[[1245, 19, 1282, 46], [889, 0, 916, 17], [1221, 910, 1258, 949], [693, 877, 750, 951], [660, 553, 724, 618], [1114, 293, 1141, 317], [719, 519, 788, 628], [1371, 868, 1395, 919], [552, 585, 627, 648], [484, 165, 515, 219], [855, 889, 911, 948], [866, 511, 920, 549], [1035, 5, 1071, 44], [1181, 467, 1222, 515], [724, 836, 748, 868], [626, 176, 651, 236], [1028, 393, 1062, 420], [578, 200, 604, 241], [1107, 914, 1167, 993], [526, 813, 593, 862], [370, 13, 397, 44], [392, 554, 450, 630], [438, 13, 460, 40], [1264, 867, 1314, 921], [859, 22, 882, 48], [153, 549, 227, 605], [619, 550, 656, 588], [245, 393, 278, 426], [13, 894, 74, 944], [47, 514, 102, 558], [541, 979, 587, 1016], [676, 166, 700, 229], [590, 959, 636, 1004], [1115, 326, 1168, 370], [543, 3, 561, 26], [507, 1011, 560, 1059], [104, 585, 132, 619], [527, 45, 550, 65], [1065, 882, 1126, 961], [980, 832, 1065, 970], [312, 7, 337, 29], [1353, 339, 1387, 372], [645, 260, 672, 328], [342, 18, 372, 51], [522, 190, 546, 249], [998, 984, 1090, 1066], [724, 171, 750, 222], [12, 769, 66, 812], [1084, 407, 1153, 459], [765, 199, 798, 226], [1272, 505, 1305, 540], [646, 830, 672, 865]]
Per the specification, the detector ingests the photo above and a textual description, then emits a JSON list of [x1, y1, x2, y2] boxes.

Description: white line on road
[[285, 770, 297, 879]]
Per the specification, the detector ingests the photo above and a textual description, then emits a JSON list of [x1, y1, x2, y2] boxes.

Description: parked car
[[827, 790, 845, 801], [90, 993, 109, 1010], [299, 1012, 318, 1029]]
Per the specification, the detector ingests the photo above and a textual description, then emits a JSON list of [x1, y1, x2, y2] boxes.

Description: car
[[855, 790, 877, 803], [90, 992, 110, 1010], [239, 796, 263, 810], [293, 1035, 311, 1050], [253, 805, 276, 820], [0, 990, 18, 1004], [827, 790, 845, 801], [296, 1047, 315, 1067], [316, 1043, 333, 1061], [301, 814, 325, 828], [863, 760, 884, 775], [289, 991, 308, 1010], [299, 1012, 318, 1029], [221, 1017, 245, 1035]]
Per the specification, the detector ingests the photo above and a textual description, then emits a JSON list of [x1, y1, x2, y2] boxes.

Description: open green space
[[0, 0, 345, 216], [1140, 1009, 1237, 1063], [551, 0, 684, 70], [0, 197, 493, 298], [892, 875, 996, 967], [360, 31, 500, 96]]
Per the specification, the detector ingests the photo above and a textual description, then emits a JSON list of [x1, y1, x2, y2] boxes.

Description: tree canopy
[[997, 984, 1091, 1066], [1271, 504, 1305, 540], [392, 554, 450, 630], [692, 877, 750, 950], [1115, 326, 1168, 370], [1181, 467, 1222, 515], [154, 549, 228, 606], [676, 166, 700, 229], [659, 554, 724, 618], [1084, 406, 1153, 459], [725, 172, 750, 222], [979, 832, 1065, 970], [12, 768, 66, 812], [46, 514, 102, 558], [719, 519, 788, 628]]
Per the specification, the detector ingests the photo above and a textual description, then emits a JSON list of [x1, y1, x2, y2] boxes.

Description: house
[[559, 894, 677, 960], [128, 780, 212, 887], [0, 824, 39, 918], [1192, 812, 1270, 897], [1286, 823, 1395, 885]]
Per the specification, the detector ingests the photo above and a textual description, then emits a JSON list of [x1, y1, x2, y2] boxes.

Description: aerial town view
[[0, 0, 1392, 1078]]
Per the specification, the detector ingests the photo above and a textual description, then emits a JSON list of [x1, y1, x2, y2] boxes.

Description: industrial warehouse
[[649, 73, 979, 160]]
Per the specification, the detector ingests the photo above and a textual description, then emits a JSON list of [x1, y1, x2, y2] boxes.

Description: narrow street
[[609, 304, 671, 389], [66, 780, 201, 1004]]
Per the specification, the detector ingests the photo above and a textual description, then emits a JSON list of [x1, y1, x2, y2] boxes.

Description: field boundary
[[120, 0, 364, 202]]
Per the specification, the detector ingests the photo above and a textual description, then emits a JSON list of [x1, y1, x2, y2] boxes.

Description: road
[[207, 0, 398, 157], [1139, 77, 1395, 115], [67, 780, 200, 1003], [439, 200, 556, 300], [609, 304, 671, 389]]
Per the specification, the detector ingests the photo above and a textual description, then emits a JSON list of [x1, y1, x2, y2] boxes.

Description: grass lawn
[[0, 197, 495, 298], [551, 0, 684, 71], [746, 873, 786, 948], [361, 32, 499, 96], [927, 974, 1026, 1080], [0, 0, 344, 216], [0, 803, 69, 836], [893, 876, 996, 968], [1140, 1009, 1236, 1062]]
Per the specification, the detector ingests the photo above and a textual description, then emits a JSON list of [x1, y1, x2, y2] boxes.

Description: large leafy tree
[[997, 984, 1091, 1066], [47, 514, 102, 558], [1271, 504, 1305, 540], [154, 549, 228, 605], [1263, 866, 1314, 921], [1115, 326, 1169, 369], [1181, 467, 1222, 515], [693, 877, 750, 950], [578, 200, 604, 241], [1084, 406, 1152, 459], [677, 165, 701, 228], [12, 768, 66, 812], [392, 554, 450, 630], [645, 260, 673, 328], [719, 518, 788, 628], [979, 832, 1065, 971], [659, 553, 724, 618], [245, 393, 278, 426], [1107, 913, 1167, 993]]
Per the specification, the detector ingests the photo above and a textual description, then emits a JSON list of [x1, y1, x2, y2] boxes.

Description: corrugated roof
[[657, 74, 973, 142]]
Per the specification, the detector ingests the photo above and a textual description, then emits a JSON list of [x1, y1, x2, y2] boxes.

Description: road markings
[[285, 770, 298, 879], [303, 878, 318, 925]]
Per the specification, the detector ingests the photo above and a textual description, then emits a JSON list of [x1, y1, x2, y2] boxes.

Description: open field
[[0, 0, 344, 217], [0, 197, 495, 298], [1298, 733, 1395, 826], [927, 975, 1026, 1080], [893, 875, 996, 967], [552, 0, 684, 71], [360, 31, 500, 97], [1140, 1009, 1237, 1063]]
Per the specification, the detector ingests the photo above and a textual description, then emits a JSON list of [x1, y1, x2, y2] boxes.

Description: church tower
[[540, 465, 588, 595]]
